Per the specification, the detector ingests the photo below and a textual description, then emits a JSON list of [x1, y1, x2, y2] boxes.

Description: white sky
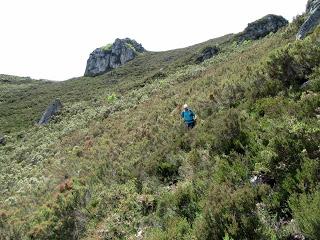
[[0, 0, 306, 81]]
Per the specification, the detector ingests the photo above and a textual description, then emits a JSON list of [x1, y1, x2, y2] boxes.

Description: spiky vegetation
[[1, 16, 320, 240]]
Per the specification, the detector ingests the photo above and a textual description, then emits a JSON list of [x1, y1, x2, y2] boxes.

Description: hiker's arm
[[181, 112, 184, 118]]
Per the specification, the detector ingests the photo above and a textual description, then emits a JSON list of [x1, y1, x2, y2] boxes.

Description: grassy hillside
[[0, 34, 232, 134], [1, 16, 320, 240]]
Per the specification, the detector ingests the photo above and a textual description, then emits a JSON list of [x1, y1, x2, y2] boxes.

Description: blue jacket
[[181, 109, 195, 123]]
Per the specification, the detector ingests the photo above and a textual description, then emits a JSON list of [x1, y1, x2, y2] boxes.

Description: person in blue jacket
[[181, 104, 196, 129]]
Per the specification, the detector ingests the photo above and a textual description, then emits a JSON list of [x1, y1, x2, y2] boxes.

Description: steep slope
[[0, 34, 232, 134], [1, 14, 320, 240]]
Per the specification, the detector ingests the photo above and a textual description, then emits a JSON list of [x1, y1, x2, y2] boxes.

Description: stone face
[[84, 38, 145, 77], [237, 14, 288, 42], [297, 0, 320, 39], [307, 0, 320, 13], [196, 46, 219, 63], [38, 99, 62, 125]]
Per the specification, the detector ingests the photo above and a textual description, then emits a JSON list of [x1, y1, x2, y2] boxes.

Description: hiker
[[181, 104, 196, 129]]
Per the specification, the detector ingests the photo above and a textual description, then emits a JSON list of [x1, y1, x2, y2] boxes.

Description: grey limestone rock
[[296, 0, 320, 39], [84, 38, 145, 77], [237, 14, 288, 42], [38, 99, 62, 125]]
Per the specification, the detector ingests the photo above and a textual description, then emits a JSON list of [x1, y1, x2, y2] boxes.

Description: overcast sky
[[0, 0, 306, 81]]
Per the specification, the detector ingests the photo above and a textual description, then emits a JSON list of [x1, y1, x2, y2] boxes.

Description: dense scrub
[[1, 18, 320, 239]]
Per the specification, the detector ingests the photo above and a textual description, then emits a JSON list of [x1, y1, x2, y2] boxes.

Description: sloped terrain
[[1, 16, 320, 240]]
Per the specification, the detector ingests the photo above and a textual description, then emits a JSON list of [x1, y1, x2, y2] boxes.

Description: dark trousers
[[185, 121, 195, 129]]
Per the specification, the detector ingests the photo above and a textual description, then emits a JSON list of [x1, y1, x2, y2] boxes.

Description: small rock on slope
[[38, 99, 62, 125], [0, 135, 5, 146], [196, 46, 219, 63]]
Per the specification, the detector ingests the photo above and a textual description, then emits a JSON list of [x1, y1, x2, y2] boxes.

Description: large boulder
[[237, 14, 288, 42], [296, 0, 320, 39], [38, 99, 62, 125], [84, 38, 145, 77]]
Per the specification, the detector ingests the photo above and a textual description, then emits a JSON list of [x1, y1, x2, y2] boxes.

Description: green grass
[[101, 43, 113, 51], [1, 18, 320, 240]]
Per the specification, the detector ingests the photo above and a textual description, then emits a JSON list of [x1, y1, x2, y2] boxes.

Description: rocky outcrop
[[0, 135, 5, 146], [296, 0, 320, 39], [307, 0, 320, 13], [84, 38, 145, 77], [38, 99, 62, 125], [237, 14, 288, 42], [196, 46, 219, 63]]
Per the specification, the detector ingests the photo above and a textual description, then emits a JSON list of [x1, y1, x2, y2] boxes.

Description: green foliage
[[308, 66, 320, 92], [223, 233, 234, 240], [290, 191, 320, 240], [211, 109, 248, 154], [147, 217, 193, 240], [2, 16, 320, 240], [125, 42, 135, 51], [157, 161, 180, 183], [27, 182, 89, 240], [106, 92, 118, 103], [265, 38, 320, 87], [195, 184, 262, 240], [101, 43, 113, 51], [241, 39, 252, 46], [246, 27, 320, 98]]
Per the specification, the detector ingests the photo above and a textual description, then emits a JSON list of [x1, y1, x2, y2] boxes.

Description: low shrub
[[246, 27, 320, 99], [157, 160, 180, 183], [195, 184, 263, 240], [290, 191, 320, 240], [212, 108, 248, 154]]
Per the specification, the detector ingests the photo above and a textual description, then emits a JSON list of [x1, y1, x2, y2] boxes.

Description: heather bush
[[2, 16, 320, 240], [211, 108, 249, 154], [195, 184, 263, 240], [290, 191, 320, 240]]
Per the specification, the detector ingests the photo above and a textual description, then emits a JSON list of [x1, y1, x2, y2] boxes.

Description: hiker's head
[[183, 104, 188, 110]]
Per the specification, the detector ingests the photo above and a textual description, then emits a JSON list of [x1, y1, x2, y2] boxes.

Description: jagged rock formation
[[296, 0, 320, 39], [84, 38, 145, 77], [196, 46, 219, 63], [38, 99, 62, 125], [237, 14, 288, 42], [307, 0, 320, 13]]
